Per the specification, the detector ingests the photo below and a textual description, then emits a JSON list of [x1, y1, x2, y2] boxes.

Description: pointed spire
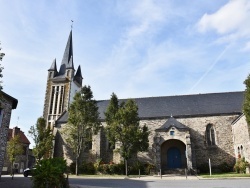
[[48, 58, 57, 71], [58, 30, 74, 75], [74, 65, 83, 86]]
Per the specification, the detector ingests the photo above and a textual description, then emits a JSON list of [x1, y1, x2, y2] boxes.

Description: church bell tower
[[43, 30, 83, 128]]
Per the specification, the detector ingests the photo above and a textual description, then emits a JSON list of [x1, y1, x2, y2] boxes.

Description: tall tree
[[28, 117, 53, 161], [63, 85, 100, 175], [105, 93, 149, 176], [0, 42, 5, 91], [243, 74, 250, 125], [7, 135, 23, 179]]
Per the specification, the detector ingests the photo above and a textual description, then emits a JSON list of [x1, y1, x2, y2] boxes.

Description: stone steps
[[163, 168, 186, 175]]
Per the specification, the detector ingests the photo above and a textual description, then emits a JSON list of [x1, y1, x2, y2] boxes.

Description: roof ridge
[[97, 91, 244, 102]]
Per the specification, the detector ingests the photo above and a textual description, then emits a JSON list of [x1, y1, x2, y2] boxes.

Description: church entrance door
[[161, 139, 186, 171], [167, 147, 181, 168]]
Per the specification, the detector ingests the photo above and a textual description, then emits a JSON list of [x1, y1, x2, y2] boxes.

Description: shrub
[[128, 162, 155, 175], [197, 163, 209, 173], [234, 158, 249, 173], [145, 163, 155, 175], [95, 162, 125, 175], [69, 162, 76, 174], [98, 164, 110, 174], [129, 161, 145, 175], [111, 163, 124, 175], [79, 162, 95, 174], [32, 158, 68, 188], [218, 162, 232, 173]]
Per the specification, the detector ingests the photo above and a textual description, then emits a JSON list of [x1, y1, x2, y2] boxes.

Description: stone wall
[[54, 114, 239, 172], [43, 76, 52, 120], [232, 115, 250, 162], [0, 96, 15, 176], [139, 115, 237, 170]]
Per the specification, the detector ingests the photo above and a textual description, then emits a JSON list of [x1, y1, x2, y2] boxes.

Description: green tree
[[7, 134, 23, 179], [243, 74, 250, 125], [32, 158, 68, 188], [0, 42, 5, 91], [63, 85, 100, 175], [29, 117, 53, 161], [105, 93, 149, 176]]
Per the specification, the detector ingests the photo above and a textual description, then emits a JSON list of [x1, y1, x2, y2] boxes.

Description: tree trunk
[[11, 161, 14, 180], [75, 157, 78, 176], [125, 159, 128, 176]]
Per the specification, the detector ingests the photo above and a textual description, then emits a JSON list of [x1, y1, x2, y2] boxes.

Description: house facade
[[0, 91, 18, 177], [1, 127, 30, 174], [43, 31, 250, 174]]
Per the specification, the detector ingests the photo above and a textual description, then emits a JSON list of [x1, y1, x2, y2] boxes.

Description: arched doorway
[[161, 139, 186, 171]]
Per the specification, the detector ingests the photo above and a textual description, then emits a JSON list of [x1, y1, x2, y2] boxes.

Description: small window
[[170, 131, 175, 136], [205, 124, 216, 146], [23, 146, 27, 155], [108, 142, 115, 150], [86, 141, 92, 150], [240, 145, 244, 158]]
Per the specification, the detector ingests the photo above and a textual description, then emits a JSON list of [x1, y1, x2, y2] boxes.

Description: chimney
[[12, 126, 20, 137]]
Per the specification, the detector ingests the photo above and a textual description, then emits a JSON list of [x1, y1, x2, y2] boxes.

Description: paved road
[[1, 174, 250, 188], [0, 174, 32, 188], [69, 176, 250, 188]]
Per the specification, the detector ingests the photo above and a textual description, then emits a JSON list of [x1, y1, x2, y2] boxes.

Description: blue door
[[167, 147, 181, 168]]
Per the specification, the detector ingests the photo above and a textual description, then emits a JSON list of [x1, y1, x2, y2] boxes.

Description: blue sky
[[1, 0, 250, 147]]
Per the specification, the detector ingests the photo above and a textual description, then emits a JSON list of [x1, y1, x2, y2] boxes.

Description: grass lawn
[[200, 172, 250, 178]]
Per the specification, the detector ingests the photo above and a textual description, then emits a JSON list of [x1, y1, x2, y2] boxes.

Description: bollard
[[139, 169, 140, 178], [185, 168, 187, 179], [160, 169, 162, 179]]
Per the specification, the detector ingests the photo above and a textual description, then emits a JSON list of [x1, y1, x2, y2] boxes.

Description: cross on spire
[[71, 20, 74, 30]]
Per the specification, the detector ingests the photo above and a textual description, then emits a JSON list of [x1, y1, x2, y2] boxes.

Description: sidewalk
[[129, 174, 199, 180]]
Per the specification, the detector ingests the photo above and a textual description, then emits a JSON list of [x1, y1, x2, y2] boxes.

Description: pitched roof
[[156, 116, 189, 132], [97, 91, 244, 120], [56, 91, 244, 124], [1, 91, 18, 109], [8, 129, 30, 145], [56, 110, 68, 124]]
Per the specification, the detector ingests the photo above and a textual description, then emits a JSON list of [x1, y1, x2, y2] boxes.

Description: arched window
[[237, 146, 241, 158], [240, 145, 244, 158], [205, 124, 216, 146]]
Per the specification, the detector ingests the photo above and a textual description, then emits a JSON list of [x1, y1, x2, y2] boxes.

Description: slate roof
[[97, 91, 244, 120], [56, 91, 244, 124], [156, 116, 189, 132], [58, 30, 74, 75], [74, 65, 83, 85]]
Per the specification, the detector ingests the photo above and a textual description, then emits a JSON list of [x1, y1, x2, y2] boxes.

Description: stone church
[[43, 31, 250, 173]]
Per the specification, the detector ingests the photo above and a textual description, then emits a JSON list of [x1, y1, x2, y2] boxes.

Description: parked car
[[23, 167, 35, 177]]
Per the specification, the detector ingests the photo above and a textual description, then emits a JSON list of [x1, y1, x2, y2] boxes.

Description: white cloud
[[242, 41, 250, 52], [198, 0, 250, 34]]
